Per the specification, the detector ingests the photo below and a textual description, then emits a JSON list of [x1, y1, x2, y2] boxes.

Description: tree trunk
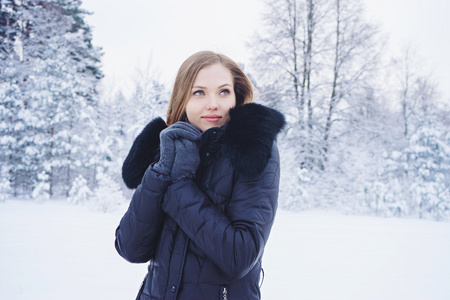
[[289, 0, 303, 129], [401, 51, 410, 137], [306, 0, 314, 130], [323, 0, 341, 155], [49, 126, 54, 197], [66, 122, 72, 197]]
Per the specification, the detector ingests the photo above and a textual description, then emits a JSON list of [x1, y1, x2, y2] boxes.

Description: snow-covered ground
[[1, 200, 449, 300]]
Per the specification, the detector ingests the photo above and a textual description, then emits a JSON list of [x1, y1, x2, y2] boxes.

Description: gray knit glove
[[152, 122, 201, 181]]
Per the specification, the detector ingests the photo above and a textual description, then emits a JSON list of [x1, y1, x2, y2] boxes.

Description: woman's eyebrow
[[192, 85, 207, 89], [218, 83, 232, 88], [192, 83, 232, 89]]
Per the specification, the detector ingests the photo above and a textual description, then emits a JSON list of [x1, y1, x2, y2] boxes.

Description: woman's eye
[[193, 90, 204, 96], [220, 89, 230, 96]]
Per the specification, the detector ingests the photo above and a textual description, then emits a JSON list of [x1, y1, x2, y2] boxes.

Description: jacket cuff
[[142, 164, 172, 190]]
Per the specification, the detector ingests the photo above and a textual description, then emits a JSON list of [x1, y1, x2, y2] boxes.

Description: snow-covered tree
[[249, 0, 383, 208], [0, 0, 103, 198], [94, 59, 169, 197], [1, 0, 30, 195], [67, 174, 92, 204], [408, 118, 450, 219], [322, 0, 382, 156]]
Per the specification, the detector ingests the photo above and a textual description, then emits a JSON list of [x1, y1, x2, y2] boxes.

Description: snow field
[[1, 200, 449, 300], [262, 210, 450, 299]]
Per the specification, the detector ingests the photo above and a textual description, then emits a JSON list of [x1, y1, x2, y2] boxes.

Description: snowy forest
[[1, 0, 449, 220]]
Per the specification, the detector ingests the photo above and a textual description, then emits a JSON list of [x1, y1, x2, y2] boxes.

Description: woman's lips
[[202, 115, 222, 122]]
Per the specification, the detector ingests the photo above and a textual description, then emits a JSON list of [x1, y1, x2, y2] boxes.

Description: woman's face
[[185, 63, 236, 132]]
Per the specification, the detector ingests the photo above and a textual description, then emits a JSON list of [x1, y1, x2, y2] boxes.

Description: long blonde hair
[[166, 51, 254, 126]]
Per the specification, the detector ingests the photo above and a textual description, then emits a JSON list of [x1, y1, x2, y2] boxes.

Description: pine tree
[[0, 0, 27, 195], [1, 0, 103, 199]]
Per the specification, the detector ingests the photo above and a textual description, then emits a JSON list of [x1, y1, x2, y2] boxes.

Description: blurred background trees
[[1, 0, 448, 219], [248, 0, 449, 219], [1, 0, 103, 199]]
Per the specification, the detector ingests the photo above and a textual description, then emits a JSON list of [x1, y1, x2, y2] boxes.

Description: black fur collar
[[122, 103, 285, 189]]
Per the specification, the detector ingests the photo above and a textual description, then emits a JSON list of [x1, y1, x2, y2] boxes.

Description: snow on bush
[[31, 171, 51, 202], [68, 175, 93, 205], [90, 172, 126, 213], [0, 178, 12, 202]]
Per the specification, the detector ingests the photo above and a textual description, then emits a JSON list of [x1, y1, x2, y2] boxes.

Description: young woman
[[115, 51, 286, 300]]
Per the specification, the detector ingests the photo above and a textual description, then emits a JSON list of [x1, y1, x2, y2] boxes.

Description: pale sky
[[81, 0, 450, 100]]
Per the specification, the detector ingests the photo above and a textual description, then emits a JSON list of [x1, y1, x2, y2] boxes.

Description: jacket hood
[[122, 103, 286, 189]]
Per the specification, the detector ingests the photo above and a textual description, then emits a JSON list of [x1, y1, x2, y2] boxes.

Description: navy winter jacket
[[115, 103, 286, 299]]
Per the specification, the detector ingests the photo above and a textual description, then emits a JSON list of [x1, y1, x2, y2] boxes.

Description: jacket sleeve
[[115, 167, 170, 263], [161, 144, 280, 279]]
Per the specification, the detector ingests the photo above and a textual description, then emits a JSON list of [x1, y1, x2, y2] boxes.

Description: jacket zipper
[[221, 286, 228, 300]]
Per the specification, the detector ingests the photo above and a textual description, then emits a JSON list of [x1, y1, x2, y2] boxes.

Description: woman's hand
[[152, 122, 201, 181]]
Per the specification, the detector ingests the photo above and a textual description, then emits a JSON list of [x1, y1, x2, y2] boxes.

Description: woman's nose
[[206, 95, 219, 110]]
